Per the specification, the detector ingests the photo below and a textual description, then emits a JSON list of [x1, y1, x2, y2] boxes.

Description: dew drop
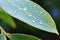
[[14, 11, 17, 13], [29, 15, 32, 17], [33, 20, 35, 23], [40, 12, 43, 13], [39, 22, 42, 24], [23, 8, 28, 11]]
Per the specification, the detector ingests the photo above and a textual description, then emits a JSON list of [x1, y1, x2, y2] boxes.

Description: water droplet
[[33, 20, 35, 23], [40, 12, 43, 13], [23, 8, 28, 11], [39, 22, 42, 24], [29, 15, 32, 17], [14, 11, 17, 13]]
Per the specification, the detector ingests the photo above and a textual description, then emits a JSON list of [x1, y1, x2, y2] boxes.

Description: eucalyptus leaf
[[0, 0, 59, 35], [0, 34, 7, 40], [0, 8, 16, 28], [10, 34, 41, 40]]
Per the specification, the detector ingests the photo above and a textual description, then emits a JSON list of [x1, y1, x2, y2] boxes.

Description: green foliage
[[10, 34, 41, 40], [0, 27, 41, 40], [0, 0, 59, 40], [0, 8, 16, 28], [0, 0, 59, 34]]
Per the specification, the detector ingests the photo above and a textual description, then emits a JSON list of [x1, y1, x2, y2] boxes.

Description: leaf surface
[[0, 0, 59, 35], [10, 34, 41, 40]]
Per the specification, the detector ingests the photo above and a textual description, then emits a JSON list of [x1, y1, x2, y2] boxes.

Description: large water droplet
[[39, 22, 42, 24], [23, 8, 28, 11], [40, 12, 43, 13], [14, 11, 17, 13], [29, 15, 32, 17], [33, 20, 35, 23]]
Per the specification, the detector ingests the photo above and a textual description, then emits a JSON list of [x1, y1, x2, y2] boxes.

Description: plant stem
[[0, 26, 10, 38]]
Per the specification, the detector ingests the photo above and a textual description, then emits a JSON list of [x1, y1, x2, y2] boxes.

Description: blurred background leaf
[[10, 34, 41, 40], [0, 8, 16, 28]]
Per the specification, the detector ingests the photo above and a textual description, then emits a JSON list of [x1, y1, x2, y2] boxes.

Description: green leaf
[[0, 8, 16, 28], [0, 0, 59, 35], [0, 34, 7, 40], [10, 34, 41, 40]]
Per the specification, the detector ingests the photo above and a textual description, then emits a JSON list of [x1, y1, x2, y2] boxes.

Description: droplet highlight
[[40, 12, 43, 13], [23, 8, 28, 11], [14, 11, 17, 13], [39, 22, 42, 24], [33, 20, 35, 23], [29, 15, 32, 17]]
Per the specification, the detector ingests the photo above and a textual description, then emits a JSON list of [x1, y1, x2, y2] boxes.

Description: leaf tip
[[53, 29, 59, 35], [55, 31, 59, 35]]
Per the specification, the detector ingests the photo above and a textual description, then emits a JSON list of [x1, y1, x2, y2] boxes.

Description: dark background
[[0, 0, 60, 40]]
